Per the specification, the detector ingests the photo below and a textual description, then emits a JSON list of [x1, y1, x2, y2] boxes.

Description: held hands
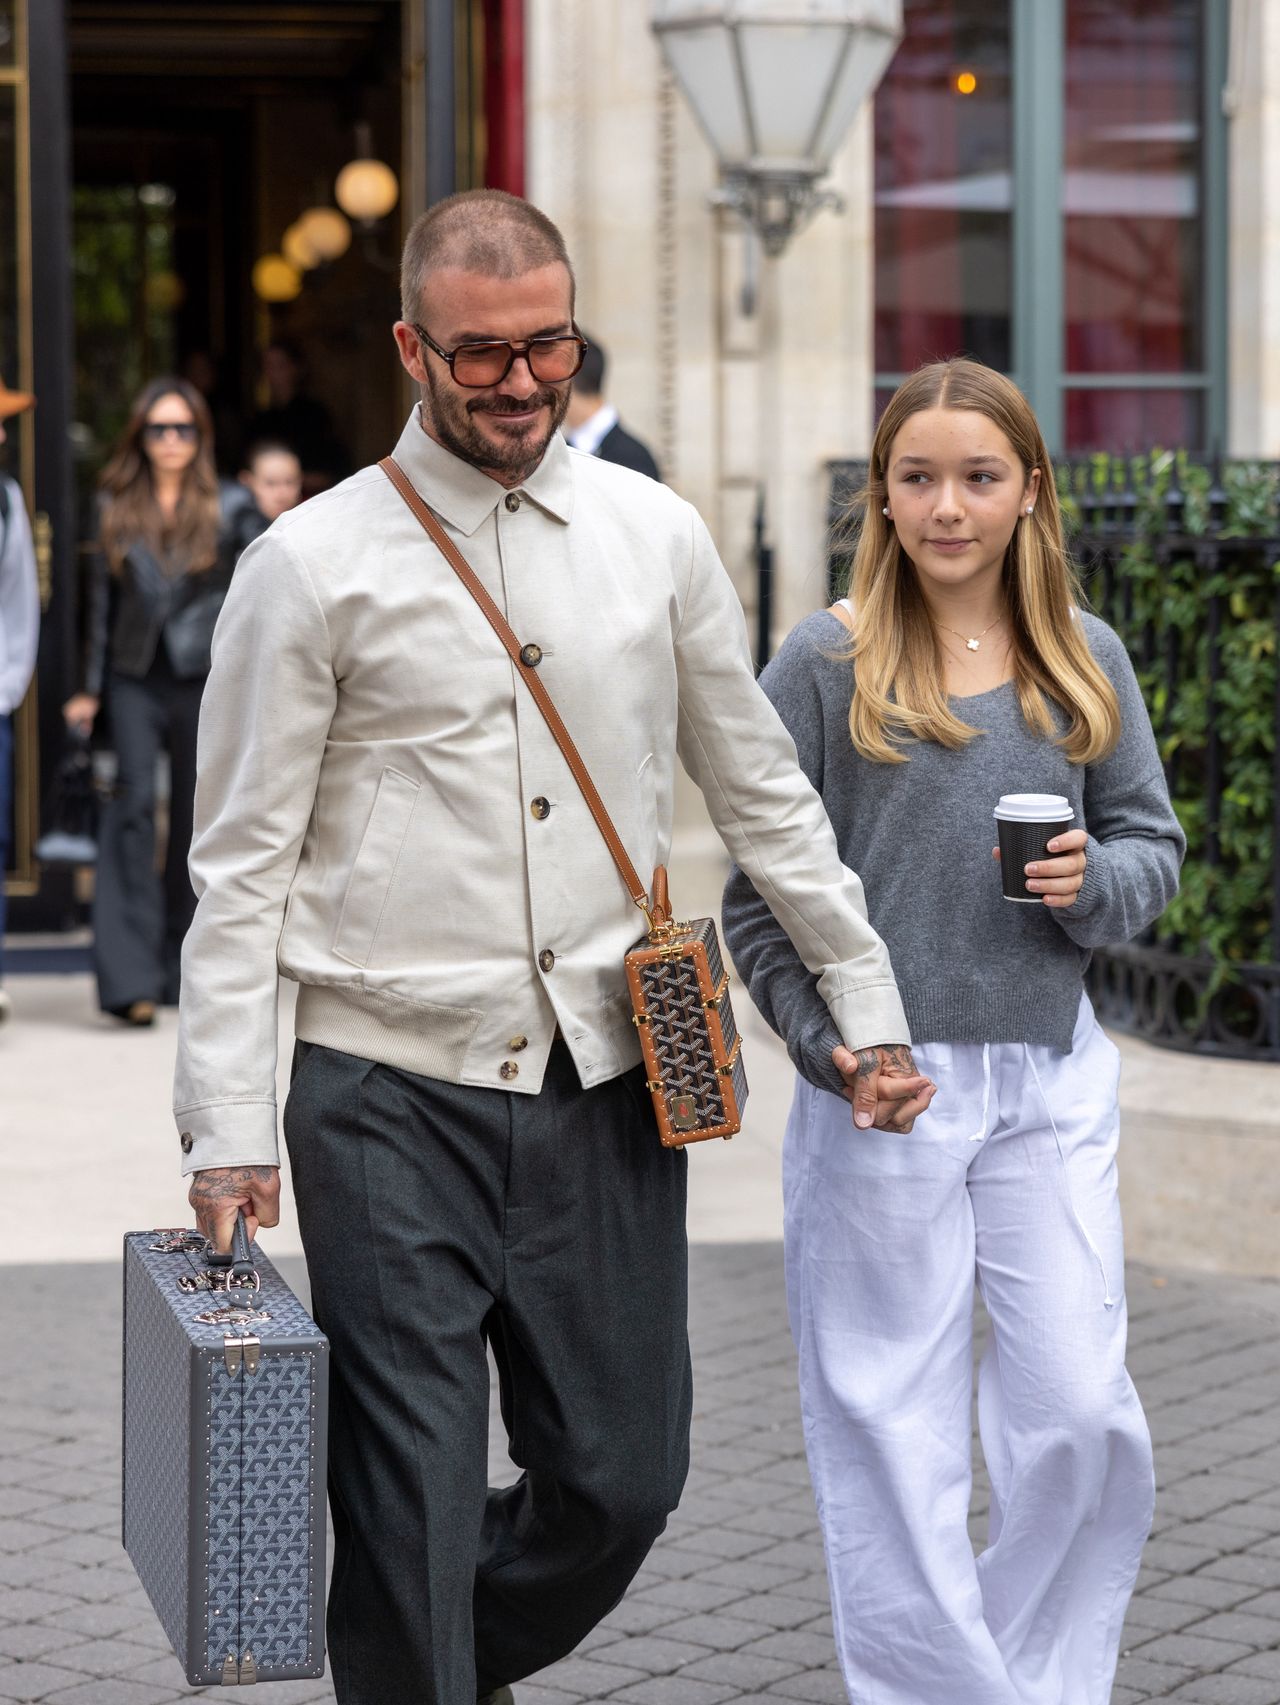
[[831, 1042, 937, 1134], [188, 1166, 281, 1254], [994, 827, 1089, 907]]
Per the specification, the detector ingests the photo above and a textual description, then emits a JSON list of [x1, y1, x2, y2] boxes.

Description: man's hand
[[994, 828, 1088, 907], [831, 1042, 936, 1133], [188, 1165, 281, 1253]]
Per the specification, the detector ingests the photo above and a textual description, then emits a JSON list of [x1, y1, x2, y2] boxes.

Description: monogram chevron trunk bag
[[381, 457, 747, 1147], [122, 1215, 329, 1686]]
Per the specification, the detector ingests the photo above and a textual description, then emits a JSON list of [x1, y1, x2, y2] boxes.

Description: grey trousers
[[283, 1039, 692, 1705]]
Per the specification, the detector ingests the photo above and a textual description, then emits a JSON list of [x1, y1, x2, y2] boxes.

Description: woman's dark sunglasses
[[143, 421, 200, 442], [413, 323, 588, 389]]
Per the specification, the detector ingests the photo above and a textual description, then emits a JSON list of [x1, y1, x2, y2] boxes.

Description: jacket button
[[180, 1132, 193, 1154], [499, 1060, 520, 1080], [519, 642, 542, 668], [505, 492, 522, 512], [530, 796, 551, 820], [538, 948, 556, 973], [508, 1033, 529, 1051]]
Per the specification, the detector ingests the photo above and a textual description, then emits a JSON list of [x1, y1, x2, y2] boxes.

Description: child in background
[[723, 358, 1185, 1705], [226, 439, 303, 558]]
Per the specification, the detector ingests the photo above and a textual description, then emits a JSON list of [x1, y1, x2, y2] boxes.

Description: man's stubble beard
[[422, 367, 571, 484]]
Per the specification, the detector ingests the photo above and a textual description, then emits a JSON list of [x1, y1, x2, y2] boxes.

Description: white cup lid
[[993, 793, 1075, 823]]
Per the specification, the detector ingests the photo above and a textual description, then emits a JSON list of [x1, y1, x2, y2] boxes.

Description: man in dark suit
[[565, 335, 661, 480]]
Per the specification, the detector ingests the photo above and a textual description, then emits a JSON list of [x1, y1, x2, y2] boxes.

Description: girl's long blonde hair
[[844, 359, 1120, 766]]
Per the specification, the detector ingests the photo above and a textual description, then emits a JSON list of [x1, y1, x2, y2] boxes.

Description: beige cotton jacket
[[173, 410, 909, 1175]]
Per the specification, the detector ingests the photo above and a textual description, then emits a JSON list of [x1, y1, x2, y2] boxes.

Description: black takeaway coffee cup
[[993, 793, 1075, 902]]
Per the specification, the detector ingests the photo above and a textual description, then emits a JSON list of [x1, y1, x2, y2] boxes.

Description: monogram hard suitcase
[[122, 1217, 329, 1686]]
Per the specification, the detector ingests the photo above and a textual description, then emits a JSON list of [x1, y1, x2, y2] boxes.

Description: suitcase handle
[[202, 1209, 257, 1289]]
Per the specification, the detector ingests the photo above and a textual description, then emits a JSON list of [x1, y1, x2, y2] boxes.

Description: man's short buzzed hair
[[400, 189, 576, 323]]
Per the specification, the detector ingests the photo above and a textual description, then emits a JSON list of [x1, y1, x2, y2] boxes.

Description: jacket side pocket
[[332, 768, 421, 967]]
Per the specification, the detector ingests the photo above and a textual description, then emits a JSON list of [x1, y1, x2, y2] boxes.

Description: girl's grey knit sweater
[[721, 610, 1185, 1093]]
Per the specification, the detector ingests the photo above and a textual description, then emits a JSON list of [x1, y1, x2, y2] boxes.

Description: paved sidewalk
[[2, 1246, 1280, 1704]]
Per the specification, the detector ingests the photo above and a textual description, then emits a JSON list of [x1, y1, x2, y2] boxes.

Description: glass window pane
[[1064, 0, 1203, 376], [1064, 387, 1203, 454], [874, 0, 1012, 375]]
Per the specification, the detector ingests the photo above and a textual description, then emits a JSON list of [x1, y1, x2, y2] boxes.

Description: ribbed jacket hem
[[901, 979, 1086, 1055]]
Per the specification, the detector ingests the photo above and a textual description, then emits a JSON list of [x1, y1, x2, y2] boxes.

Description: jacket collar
[[389, 406, 575, 536]]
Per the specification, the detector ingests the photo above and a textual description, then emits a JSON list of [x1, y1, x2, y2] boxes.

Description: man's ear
[[238, 470, 253, 488]]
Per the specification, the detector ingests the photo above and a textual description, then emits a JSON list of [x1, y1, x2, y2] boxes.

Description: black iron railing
[[826, 455, 1280, 1062]]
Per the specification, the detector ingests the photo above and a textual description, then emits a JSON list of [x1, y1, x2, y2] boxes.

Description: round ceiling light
[[334, 158, 399, 223]]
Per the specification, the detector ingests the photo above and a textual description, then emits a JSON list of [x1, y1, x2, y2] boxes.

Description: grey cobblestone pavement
[[2, 1246, 1279, 1704]]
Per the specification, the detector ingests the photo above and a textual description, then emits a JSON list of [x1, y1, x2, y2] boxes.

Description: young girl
[[722, 359, 1184, 1705]]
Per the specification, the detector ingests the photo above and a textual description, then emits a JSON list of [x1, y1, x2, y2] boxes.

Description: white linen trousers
[[785, 995, 1154, 1705]]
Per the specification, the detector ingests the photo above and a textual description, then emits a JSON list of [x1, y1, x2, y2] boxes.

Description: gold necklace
[[939, 615, 1005, 652]]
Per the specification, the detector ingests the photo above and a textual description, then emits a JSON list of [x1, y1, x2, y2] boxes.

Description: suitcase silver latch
[[223, 1334, 262, 1376], [220, 1649, 258, 1683]]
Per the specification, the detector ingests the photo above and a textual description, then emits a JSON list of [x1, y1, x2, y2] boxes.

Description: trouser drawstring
[[1025, 1051, 1117, 1308], [968, 1044, 992, 1142]]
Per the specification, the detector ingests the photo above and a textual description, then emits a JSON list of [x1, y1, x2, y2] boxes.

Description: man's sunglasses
[[413, 323, 588, 389], [143, 421, 200, 442]]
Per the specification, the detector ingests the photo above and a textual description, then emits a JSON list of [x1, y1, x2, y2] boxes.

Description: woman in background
[[64, 377, 234, 1025]]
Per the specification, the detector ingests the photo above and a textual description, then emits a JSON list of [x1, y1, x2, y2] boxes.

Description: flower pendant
[[966, 638, 981, 651]]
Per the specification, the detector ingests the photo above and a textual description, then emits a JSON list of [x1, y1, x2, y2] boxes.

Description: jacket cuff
[[818, 976, 912, 1055], [175, 1098, 280, 1177]]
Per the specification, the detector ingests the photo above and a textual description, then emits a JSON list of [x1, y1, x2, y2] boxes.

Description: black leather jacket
[[82, 493, 239, 697]]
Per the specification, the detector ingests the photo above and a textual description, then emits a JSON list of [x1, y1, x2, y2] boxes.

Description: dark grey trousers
[[93, 660, 203, 1013], [283, 1039, 693, 1705]]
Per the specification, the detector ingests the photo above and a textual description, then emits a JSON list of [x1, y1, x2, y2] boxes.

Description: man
[[0, 376, 39, 1026], [177, 189, 934, 1705], [565, 333, 661, 478], [244, 339, 350, 496]]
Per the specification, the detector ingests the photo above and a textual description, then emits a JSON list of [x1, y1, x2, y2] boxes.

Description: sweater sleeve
[[1050, 617, 1186, 951], [721, 619, 856, 1095], [674, 518, 908, 1053]]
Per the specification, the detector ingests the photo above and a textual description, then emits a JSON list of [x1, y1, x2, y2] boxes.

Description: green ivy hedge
[[1058, 455, 1279, 973]]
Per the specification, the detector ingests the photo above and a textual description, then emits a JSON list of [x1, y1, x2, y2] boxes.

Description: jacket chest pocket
[[332, 768, 421, 967]]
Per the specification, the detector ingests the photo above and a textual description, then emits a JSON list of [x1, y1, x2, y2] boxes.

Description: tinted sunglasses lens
[[529, 339, 584, 381], [452, 345, 513, 386], [145, 422, 198, 441]]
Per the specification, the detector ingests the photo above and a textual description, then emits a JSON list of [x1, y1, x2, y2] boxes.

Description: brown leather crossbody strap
[[379, 455, 655, 917]]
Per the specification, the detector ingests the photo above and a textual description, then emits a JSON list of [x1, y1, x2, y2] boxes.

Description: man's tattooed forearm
[[877, 1044, 917, 1075]]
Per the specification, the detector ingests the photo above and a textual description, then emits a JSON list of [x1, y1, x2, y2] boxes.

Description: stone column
[[525, 0, 877, 646], [1227, 0, 1280, 456]]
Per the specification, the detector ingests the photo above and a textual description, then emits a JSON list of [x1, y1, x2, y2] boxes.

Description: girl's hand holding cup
[[992, 793, 1088, 907]]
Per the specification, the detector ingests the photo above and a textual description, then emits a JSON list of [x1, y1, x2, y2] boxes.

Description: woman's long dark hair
[[98, 376, 220, 574]]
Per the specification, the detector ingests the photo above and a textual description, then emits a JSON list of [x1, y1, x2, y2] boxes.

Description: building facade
[[1, 0, 1273, 923]]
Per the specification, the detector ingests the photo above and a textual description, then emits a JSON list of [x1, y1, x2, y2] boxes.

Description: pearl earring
[[882, 506, 890, 517], [1026, 505, 1035, 515]]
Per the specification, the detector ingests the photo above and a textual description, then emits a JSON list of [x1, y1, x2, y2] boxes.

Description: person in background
[[0, 376, 39, 1027], [222, 439, 303, 559], [244, 340, 350, 497], [63, 377, 236, 1026], [182, 349, 242, 476], [565, 332, 661, 480]]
